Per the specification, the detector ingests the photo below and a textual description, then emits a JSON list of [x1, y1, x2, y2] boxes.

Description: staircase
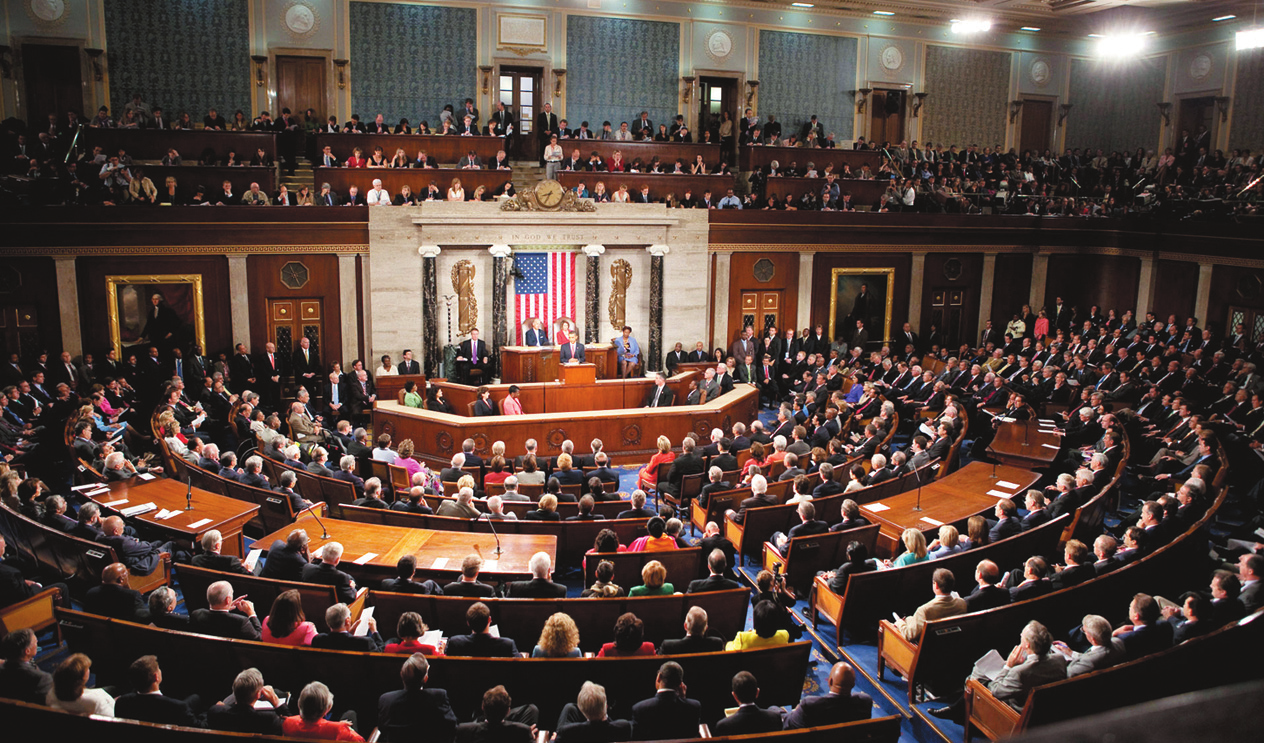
[[282, 161, 314, 193], [512, 161, 546, 194]]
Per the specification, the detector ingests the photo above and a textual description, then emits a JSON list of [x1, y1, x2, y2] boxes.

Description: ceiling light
[[1021, 27, 1041, 32], [1213, 15, 1236, 22], [791, 3, 814, 7], [1096, 33, 1148, 58], [873, 11, 895, 16], [951, 19, 992, 34], [1087, 33, 1103, 38], [1239, 28, 1264, 50]]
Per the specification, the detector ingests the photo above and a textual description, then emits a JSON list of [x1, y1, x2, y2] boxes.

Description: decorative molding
[[281, 1, 320, 39], [497, 13, 548, 55], [418, 245, 442, 258], [25, 0, 68, 28], [0, 244, 369, 256]]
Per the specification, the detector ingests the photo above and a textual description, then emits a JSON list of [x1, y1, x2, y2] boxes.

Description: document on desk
[[986, 489, 1013, 498], [1041, 443, 1060, 450], [120, 502, 157, 517], [972, 649, 1006, 681], [186, 518, 213, 529], [138, 472, 156, 481], [920, 517, 944, 527], [996, 480, 1020, 490], [431, 557, 450, 569], [100, 498, 129, 508], [867, 503, 890, 512], [353, 552, 378, 565], [420, 629, 444, 647], [354, 607, 375, 637], [482, 559, 499, 572], [254, 695, 288, 711]]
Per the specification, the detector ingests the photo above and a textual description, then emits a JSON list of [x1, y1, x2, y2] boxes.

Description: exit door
[[738, 291, 782, 340], [869, 89, 906, 147], [268, 299, 323, 391], [499, 67, 544, 161], [699, 76, 737, 161]]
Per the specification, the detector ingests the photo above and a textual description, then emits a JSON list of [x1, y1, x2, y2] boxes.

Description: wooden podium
[[559, 363, 597, 384], [500, 344, 617, 383]]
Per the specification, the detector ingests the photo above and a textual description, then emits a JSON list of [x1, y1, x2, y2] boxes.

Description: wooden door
[[736, 290, 782, 342], [276, 56, 327, 122], [699, 77, 737, 142], [0, 305, 39, 361], [929, 288, 966, 350], [1227, 306, 1264, 350], [268, 299, 323, 387], [1019, 100, 1053, 154], [22, 44, 82, 128], [499, 67, 544, 160], [869, 90, 906, 147]]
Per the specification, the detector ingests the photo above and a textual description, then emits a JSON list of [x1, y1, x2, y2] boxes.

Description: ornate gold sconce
[[333, 59, 348, 89], [251, 55, 268, 87], [480, 65, 494, 95], [857, 88, 872, 114], [84, 48, 104, 82], [912, 92, 927, 117], [681, 76, 695, 104], [553, 68, 566, 98]]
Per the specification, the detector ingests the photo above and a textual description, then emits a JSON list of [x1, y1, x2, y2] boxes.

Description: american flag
[[514, 251, 577, 344]]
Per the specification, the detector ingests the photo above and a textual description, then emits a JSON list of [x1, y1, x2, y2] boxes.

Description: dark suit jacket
[[377, 687, 457, 743], [83, 582, 149, 622], [191, 551, 250, 575], [114, 692, 202, 727], [556, 719, 632, 743], [989, 517, 1021, 543], [560, 342, 586, 364], [631, 690, 701, 741], [101, 534, 165, 576], [380, 577, 443, 594], [457, 720, 534, 743], [313, 630, 383, 652], [440, 580, 497, 598], [1051, 564, 1096, 591], [964, 584, 1011, 613], [0, 660, 52, 704], [783, 691, 873, 728], [445, 632, 519, 657], [206, 699, 284, 734], [504, 577, 567, 598], [714, 705, 784, 736], [260, 540, 308, 581], [189, 608, 262, 640], [300, 561, 357, 603], [658, 634, 725, 655], [1009, 579, 1052, 602], [686, 575, 742, 593], [644, 385, 675, 407]]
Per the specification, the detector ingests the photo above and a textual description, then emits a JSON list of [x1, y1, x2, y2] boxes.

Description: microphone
[[910, 455, 929, 512], [185, 480, 194, 511], [476, 513, 503, 557], [308, 503, 332, 539]]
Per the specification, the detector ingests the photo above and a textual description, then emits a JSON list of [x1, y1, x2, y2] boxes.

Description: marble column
[[1194, 263, 1214, 328], [908, 253, 927, 333], [647, 244, 670, 373], [489, 244, 513, 377], [419, 245, 442, 377], [1136, 256, 1158, 315], [582, 244, 605, 344], [1029, 253, 1049, 312], [337, 254, 360, 366], [711, 252, 730, 350], [797, 253, 814, 332], [227, 255, 251, 347], [53, 257, 83, 357], [978, 252, 998, 336]]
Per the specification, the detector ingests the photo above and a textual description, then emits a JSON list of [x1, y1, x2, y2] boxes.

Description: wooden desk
[[137, 165, 276, 201], [581, 140, 724, 166], [313, 133, 505, 166], [374, 383, 759, 465], [759, 176, 887, 207], [500, 344, 616, 383], [259, 512, 555, 582], [83, 128, 277, 161], [374, 374, 427, 404], [86, 478, 259, 557], [559, 363, 596, 384], [987, 419, 1062, 469], [859, 462, 1039, 556], [313, 167, 513, 200], [556, 172, 735, 202], [431, 368, 701, 416], [740, 145, 881, 174]]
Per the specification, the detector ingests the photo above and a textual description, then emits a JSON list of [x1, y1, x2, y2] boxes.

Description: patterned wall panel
[[757, 30, 856, 142], [565, 16, 680, 134], [1066, 57, 1166, 153], [349, 2, 477, 126], [103, 0, 251, 120], [922, 45, 1011, 149], [1231, 48, 1264, 151]]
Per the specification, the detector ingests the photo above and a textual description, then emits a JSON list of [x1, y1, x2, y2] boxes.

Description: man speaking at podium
[[560, 330, 586, 364]]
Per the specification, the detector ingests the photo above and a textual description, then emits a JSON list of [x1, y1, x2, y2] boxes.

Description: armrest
[[347, 587, 370, 622], [761, 542, 785, 572], [296, 501, 327, 520], [0, 588, 59, 635], [697, 724, 712, 738]]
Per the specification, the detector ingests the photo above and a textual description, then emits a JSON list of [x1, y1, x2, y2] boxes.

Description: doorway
[[929, 288, 967, 350], [498, 66, 544, 161], [1178, 96, 1216, 153], [22, 44, 83, 128], [699, 77, 737, 140], [0, 305, 40, 361], [267, 299, 323, 389], [276, 56, 327, 122], [869, 89, 906, 147], [1227, 306, 1264, 349], [1019, 99, 1053, 155], [736, 290, 782, 342]]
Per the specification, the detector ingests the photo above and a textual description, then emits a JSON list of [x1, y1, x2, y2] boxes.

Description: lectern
[[559, 363, 597, 385]]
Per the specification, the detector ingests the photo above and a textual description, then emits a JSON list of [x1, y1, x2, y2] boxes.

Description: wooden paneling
[[727, 253, 799, 344], [315, 166, 514, 200], [83, 128, 277, 160], [0, 258, 61, 358], [811, 253, 912, 342], [247, 254, 343, 369], [276, 56, 327, 123], [740, 146, 881, 173], [1208, 264, 1264, 336], [314, 134, 504, 166], [991, 253, 1033, 327], [557, 172, 733, 202], [21, 44, 82, 131], [1019, 100, 1054, 154], [136, 165, 276, 202], [921, 253, 983, 349], [75, 256, 233, 357], [1045, 255, 1140, 322], [1151, 259, 1199, 324]]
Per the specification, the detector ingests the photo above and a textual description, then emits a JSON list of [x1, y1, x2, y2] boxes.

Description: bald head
[[102, 562, 130, 586], [102, 515, 125, 536], [827, 662, 856, 694]]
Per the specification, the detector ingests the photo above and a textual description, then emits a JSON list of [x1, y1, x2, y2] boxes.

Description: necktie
[[176, 359, 183, 378], [653, 388, 661, 406]]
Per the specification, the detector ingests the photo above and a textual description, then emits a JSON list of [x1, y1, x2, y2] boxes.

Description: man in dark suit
[[659, 607, 725, 655], [82, 562, 149, 622], [643, 373, 675, 407], [446, 602, 520, 657], [686, 550, 742, 593], [324, 370, 349, 421], [228, 343, 256, 393], [555, 682, 632, 743], [783, 662, 872, 728], [379, 555, 444, 595], [260, 529, 309, 581], [331, 455, 367, 498], [559, 331, 586, 364], [190, 530, 251, 574], [728, 475, 776, 525], [346, 369, 377, 418], [114, 655, 202, 727], [442, 555, 498, 597], [377, 653, 458, 743], [616, 490, 657, 520], [536, 103, 559, 164], [714, 671, 784, 736], [457, 329, 491, 383], [291, 337, 321, 395], [312, 602, 383, 651], [100, 516, 172, 577], [396, 348, 421, 376], [1008, 557, 1052, 602], [964, 560, 1011, 613], [988, 499, 1022, 543], [662, 438, 704, 498], [1051, 540, 1097, 591], [254, 342, 283, 411], [1116, 594, 1174, 661], [300, 542, 358, 603], [0, 628, 52, 704], [503, 552, 567, 598], [631, 662, 701, 741], [456, 685, 535, 743], [205, 668, 287, 734], [188, 580, 261, 640]]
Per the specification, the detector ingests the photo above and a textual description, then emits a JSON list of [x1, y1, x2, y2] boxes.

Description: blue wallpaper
[[757, 30, 856, 142], [1231, 48, 1264, 151], [350, 3, 477, 126], [566, 16, 680, 133], [923, 46, 1011, 149], [1067, 57, 1166, 153], [104, 0, 251, 120]]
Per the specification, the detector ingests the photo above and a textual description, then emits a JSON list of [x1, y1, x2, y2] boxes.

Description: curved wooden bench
[[582, 547, 705, 591], [174, 562, 367, 633], [763, 523, 882, 595]]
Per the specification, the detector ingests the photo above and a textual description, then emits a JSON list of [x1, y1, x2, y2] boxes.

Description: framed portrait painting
[[829, 268, 894, 351], [106, 274, 206, 359]]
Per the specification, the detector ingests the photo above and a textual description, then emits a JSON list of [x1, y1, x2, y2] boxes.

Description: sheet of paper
[[996, 416, 1014, 423], [920, 517, 944, 527], [120, 502, 157, 517], [353, 552, 378, 565], [186, 517, 213, 529], [1254, 527, 1264, 540], [243, 549, 262, 572], [72, 484, 101, 491], [488, 624, 501, 638], [1227, 538, 1259, 553], [866, 503, 890, 512], [254, 695, 287, 711], [1041, 443, 1060, 450], [986, 489, 1014, 498], [138, 472, 156, 481], [100, 498, 129, 508], [431, 557, 449, 569], [154, 509, 177, 521], [482, 559, 499, 572], [972, 649, 1007, 682], [420, 629, 444, 647], [1038, 419, 1056, 424], [996, 480, 1020, 489], [353, 607, 375, 637]]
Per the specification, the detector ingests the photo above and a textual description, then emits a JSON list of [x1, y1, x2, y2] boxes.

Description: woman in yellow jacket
[[725, 599, 791, 650]]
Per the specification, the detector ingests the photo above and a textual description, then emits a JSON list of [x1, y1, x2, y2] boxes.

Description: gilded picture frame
[[829, 267, 894, 350], [106, 274, 206, 359]]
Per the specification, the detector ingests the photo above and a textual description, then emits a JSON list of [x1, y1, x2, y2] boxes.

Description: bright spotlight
[[950, 19, 992, 34], [1239, 28, 1264, 50], [1096, 33, 1148, 58]]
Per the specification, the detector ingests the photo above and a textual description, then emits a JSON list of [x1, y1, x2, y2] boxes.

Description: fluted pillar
[[490, 244, 514, 378], [582, 244, 605, 343], [647, 244, 670, 373], [418, 245, 441, 377]]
